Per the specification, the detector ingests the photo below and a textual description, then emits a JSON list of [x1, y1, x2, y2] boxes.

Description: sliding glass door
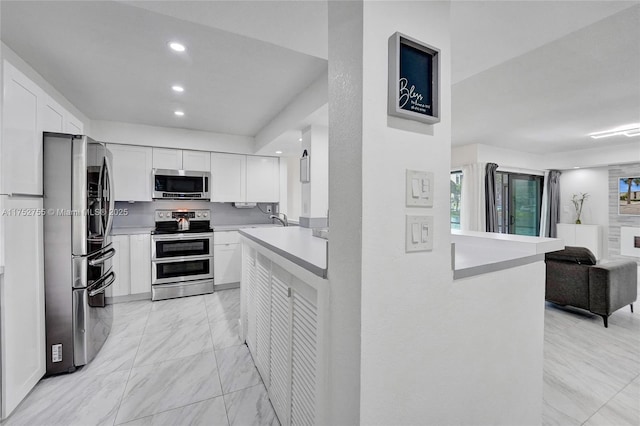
[[496, 172, 543, 236]]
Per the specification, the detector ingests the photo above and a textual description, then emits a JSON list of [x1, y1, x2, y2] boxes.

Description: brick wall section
[[609, 163, 640, 264]]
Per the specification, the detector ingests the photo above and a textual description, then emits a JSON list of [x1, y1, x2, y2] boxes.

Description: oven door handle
[[88, 247, 116, 266], [152, 254, 213, 263], [88, 271, 116, 297]]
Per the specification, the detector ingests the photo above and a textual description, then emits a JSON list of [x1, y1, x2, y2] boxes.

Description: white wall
[[559, 167, 609, 226], [300, 124, 328, 220], [452, 143, 546, 174], [90, 120, 255, 154], [285, 156, 301, 222]]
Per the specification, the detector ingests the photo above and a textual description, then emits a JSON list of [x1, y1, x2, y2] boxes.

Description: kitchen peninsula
[[239, 226, 563, 426]]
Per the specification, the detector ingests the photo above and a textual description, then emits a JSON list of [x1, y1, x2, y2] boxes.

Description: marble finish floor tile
[[210, 318, 242, 350], [216, 344, 261, 394], [5, 370, 129, 426], [85, 334, 142, 375], [115, 351, 222, 424], [224, 384, 279, 426], [583, 375, 640, 426], [113, 300, 153, 318], [205, 289, 240, 323], [120, 396, 229, 426], [110, 313, 149, 339], [134, 322, 214, 367], [145, 299, 209, 334]]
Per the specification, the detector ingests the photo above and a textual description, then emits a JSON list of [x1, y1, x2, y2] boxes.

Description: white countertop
[[111, 226, 154, 235], [214, 223, 279, 232], [239, 227, 327, 278], [451, 230, 564, 279]]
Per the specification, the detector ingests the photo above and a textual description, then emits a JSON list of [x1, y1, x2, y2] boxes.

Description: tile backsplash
[[113, 201, 277, 228]]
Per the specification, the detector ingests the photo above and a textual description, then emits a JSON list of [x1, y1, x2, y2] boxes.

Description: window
[[450, 171, 462, 230], [495, 172, 543, 236]]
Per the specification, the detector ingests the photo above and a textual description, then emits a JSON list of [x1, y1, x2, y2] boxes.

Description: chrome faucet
[[269, 213, 288, 227]]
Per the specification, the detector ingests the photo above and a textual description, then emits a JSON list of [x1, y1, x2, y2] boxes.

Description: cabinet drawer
[[214, 231, 240, 245]]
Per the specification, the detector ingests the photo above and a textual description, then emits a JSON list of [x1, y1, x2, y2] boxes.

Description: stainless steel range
[[151, 209, 214, 301]]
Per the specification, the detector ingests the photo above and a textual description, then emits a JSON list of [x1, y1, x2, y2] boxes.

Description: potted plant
[[572, 192, 589, 224]]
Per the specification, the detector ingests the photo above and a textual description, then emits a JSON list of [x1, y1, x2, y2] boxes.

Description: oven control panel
[[155, 209, 210, 222]]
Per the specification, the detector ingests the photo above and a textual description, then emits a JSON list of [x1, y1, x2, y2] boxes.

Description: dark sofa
[[545, 246, 637, 327]]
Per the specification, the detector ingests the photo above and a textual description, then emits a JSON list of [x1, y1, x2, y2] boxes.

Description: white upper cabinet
[[41, 96, 65, 133], [246, 156, 279, 202], [108, 144, 153, 202], [152, 148, 182, 170], [153, 148, 210, 171], [182, 150, 210, 172], [65, 113, 84, 134], [211, 153, 246, 202], [2, 61, 43, 195]]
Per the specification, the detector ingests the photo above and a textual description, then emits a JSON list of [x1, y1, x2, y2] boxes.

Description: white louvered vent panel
[[291, 290, 318, 426], [269, 273, 291, 426], [255, 255, 272, 386], [245, 250, 257, 354]]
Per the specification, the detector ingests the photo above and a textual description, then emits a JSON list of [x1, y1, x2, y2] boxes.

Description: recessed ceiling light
[[573, 167, 580, 169], [298, 138, 302, 142], [589, 123, 640, 139], [168, 42, 186, 52], [275, 151, 283, 154], [174, 111, 184, 116], [172, 85, 184, 93]]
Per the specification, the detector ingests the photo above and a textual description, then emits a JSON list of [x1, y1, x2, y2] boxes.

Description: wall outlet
[[266, 205, 272, 213]]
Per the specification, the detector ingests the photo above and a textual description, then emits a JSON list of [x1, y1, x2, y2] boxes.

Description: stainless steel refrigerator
[[43, 132, 116, 375]]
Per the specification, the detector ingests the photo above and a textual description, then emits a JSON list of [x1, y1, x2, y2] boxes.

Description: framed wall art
[[388, 32, 440, 125]]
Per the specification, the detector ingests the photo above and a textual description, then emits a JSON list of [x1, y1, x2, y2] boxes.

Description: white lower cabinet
[[213, 231, 241, 285], [0, 196, 46, 418], [107, 234, 151, 299], [242, 246, 321, 426]]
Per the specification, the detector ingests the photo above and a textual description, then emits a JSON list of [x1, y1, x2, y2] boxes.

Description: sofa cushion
[[545, 246, 597, 265]]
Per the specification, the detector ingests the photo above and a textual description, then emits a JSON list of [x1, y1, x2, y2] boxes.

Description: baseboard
[[214, 282, 239, 291], [106, 292, 151, 304]]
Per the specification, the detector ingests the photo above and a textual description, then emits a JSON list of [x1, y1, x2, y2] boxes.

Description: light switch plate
[[406, 215, 434, 252], [406, 169, 434, 207]]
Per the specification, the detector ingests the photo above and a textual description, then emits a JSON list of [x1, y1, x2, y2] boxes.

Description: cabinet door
[[153, 148, 182, 170], [182, 150, 211, 172], [211, 153, 246, 202], [246, 156, 279, 202], [1, 197, 45, 416], [129, 234, 151, 294], [2, 61, 43, 195], [255, 253, 272, 387], [108, 144, 153, 201], [290, 282, 318, 426], [64, 113, 84, 134], [110, 235, 130, 297], [41, 96, 65, 133], [243, 246, 257, 353], [214, 244, 242, 285], [269, 264, 292, 426]]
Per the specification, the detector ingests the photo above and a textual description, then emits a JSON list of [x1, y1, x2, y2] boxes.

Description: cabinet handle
[[1, 193, 44, 198]]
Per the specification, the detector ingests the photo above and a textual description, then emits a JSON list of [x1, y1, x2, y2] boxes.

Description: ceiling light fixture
[[298, 138, 302, 142], [275, 151, 283, 154], [168, 42, 186, 52], [174, 110, 184, 116], [172, 85, 184, 93], [589, 123, 640, 139]]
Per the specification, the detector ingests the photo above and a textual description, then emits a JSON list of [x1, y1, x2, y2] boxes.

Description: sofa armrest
[[588, 260, 638, 316]]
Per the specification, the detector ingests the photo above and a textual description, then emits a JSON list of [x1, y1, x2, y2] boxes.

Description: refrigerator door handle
[[88, 247, 116, 266], [103, 155, 115, 237], [88, 271, 116, 297]]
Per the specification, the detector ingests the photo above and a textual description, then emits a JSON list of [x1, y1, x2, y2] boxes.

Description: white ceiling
[[1, 1, 639, 156], [0, 1, 327, 137]]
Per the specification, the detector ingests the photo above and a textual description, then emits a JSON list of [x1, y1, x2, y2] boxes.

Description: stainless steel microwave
[[152, 169, 211, 200]]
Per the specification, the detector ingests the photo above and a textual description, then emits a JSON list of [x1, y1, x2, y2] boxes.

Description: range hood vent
[[232, 202, 257, 209]]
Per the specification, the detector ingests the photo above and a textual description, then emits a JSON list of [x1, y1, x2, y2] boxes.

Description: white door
[[214, 244, 242, 285], [108, 144, 153, 202], [254, 253, 271, 386], [211, 153, 246, 202], [110, 235, 130, 297], [246, 156, 279, 202], [182, 150, 210, 172], [2, 61, 43, 195], [1, 196, 46, 417], [269, 264, 292, 426], [152, 148, 182, 170]]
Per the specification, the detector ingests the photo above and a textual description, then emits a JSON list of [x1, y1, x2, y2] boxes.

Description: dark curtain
[[548, 170, 562, 237], [485, 163, 499, 232]]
